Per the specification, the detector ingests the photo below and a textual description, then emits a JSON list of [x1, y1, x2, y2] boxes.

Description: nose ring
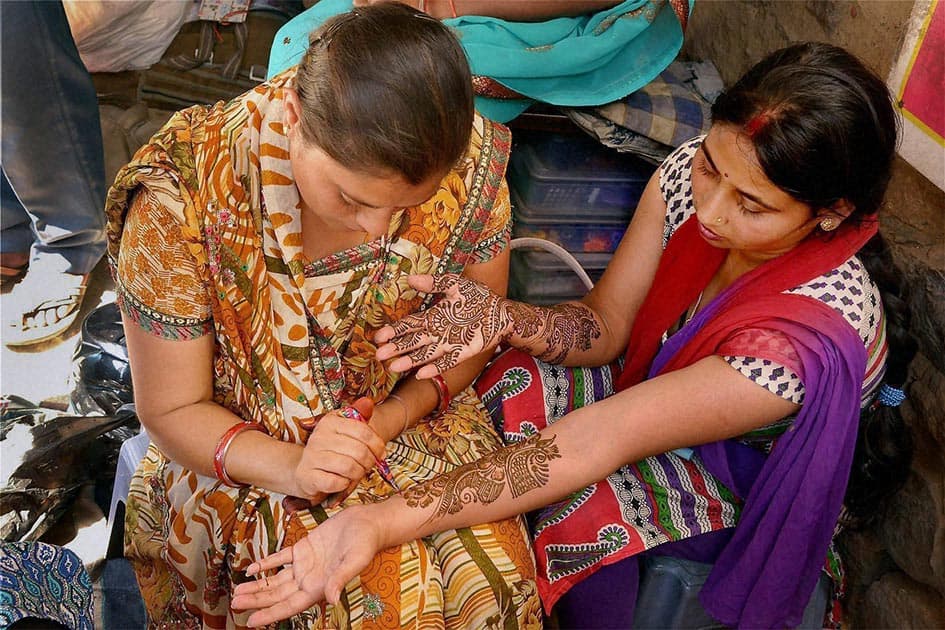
[[715, 216, 723, 224]]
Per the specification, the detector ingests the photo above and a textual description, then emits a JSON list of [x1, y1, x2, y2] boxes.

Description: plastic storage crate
[[509, 249, 603, 304], [507, 131, 654, 216], [511, 186, 629, 253], [514, 249, 613, 272]]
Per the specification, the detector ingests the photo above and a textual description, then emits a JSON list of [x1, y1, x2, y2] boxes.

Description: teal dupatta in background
[[267, 0, 693, 122]]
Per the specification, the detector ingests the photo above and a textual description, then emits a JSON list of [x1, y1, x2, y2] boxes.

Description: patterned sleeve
[[658, 135, 703, 248], [468, 177, 511, 264], [718, 328, 806, 404], [115, 190, 213, 340]]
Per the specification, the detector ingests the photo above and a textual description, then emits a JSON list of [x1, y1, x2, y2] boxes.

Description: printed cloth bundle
[[566, 60, 723, 163], [0, 541, 94, 629]]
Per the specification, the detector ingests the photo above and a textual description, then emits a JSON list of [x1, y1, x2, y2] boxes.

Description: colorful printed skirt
[[124, 388, 541, 629], [475, 349, 743, 612]]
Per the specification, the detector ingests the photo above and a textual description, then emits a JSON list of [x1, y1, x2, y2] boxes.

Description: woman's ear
[[283, 87, 302, 134], [817, 199, 855, 231]]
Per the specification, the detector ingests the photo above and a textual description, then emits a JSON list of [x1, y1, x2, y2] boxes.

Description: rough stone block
[[838, 528, 897, 589], [683, 0, 914, 83], [905, 353, 945, 448], [879, 432, 945, 597], [851, 571, 945, 629]]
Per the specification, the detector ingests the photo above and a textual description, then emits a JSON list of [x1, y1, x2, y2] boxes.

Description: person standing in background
[[1, 1, 106, 347]]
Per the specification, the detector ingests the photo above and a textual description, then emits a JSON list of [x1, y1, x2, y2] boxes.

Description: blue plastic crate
[[507, 131, 654, 217]]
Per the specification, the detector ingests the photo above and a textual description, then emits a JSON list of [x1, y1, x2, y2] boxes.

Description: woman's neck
[[300, 204, 368, 262], [697, 251, 763, 312]]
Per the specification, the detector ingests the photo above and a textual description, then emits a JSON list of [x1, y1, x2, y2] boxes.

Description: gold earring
[[820, 217, 836, 231]]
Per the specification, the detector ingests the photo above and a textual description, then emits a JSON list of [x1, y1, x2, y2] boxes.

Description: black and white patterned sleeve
[[723, 356, 806, 404], [659, 136, 704, 248]]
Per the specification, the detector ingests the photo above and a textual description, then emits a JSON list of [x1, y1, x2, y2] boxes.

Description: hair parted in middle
[[294, 2, 474, 185], [710, 42, 899, 220]]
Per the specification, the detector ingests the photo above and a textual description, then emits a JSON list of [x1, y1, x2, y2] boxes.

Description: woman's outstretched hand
[[375, 274, 512, 378], [231, 505, 384, 626]]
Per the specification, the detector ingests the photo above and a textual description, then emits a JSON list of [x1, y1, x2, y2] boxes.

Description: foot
[[0, 252, 29, 285], [3, 264, 89, 347]]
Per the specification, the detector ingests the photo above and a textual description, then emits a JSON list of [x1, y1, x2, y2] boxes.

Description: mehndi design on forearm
[[402, 434, 561, 521], [505, 301, 601, 364]]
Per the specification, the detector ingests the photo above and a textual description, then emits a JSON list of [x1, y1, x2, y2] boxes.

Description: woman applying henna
[[107, 4, 542, 626], [232, 42, 915, 628]]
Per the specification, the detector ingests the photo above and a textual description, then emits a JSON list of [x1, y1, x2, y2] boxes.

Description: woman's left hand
[[231, 505, 384, 625], [375, 273, 511, 378]]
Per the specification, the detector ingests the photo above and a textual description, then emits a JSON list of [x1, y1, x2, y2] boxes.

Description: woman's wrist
[[421, 0, 459, 19], [223, 428, 306, 497], [496, 296, 522, 345], [372, 396, 410, 442]]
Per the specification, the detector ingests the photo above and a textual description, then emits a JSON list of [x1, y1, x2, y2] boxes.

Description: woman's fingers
[[307, 450, 370, 484], [401, 340, 450, 370], [422, 348, 467, 379], [405, 273, 439, 293], [246, 589, 320, 627], [375, 273, 460, 348], [384, 330, 431, 357], [377, 315, 427, 347], [232, 570, 295, 606], [243, 548, 294, 577], [313, 414, 387, 462]]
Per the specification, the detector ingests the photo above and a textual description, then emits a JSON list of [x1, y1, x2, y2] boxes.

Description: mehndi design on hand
[[402, 434, 561, 521], [378, 274, 601, 375], [382, 273, 509, 375]]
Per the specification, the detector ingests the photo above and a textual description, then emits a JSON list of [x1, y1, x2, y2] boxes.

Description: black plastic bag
[[0, 397, 138, 542], [70, 302, 134, 416]]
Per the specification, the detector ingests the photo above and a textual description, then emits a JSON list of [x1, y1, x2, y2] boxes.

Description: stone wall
[[682, 1, 945, 626]]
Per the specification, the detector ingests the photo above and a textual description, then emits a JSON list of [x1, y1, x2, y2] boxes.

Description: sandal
[[3, 272, 88, 347]]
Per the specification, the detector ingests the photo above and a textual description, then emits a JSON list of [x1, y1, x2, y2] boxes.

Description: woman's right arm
[[125, 309, 389, 503], [375, 169, 668, 373], [120, 190, 386, 502], [123, 325, 301, 496]]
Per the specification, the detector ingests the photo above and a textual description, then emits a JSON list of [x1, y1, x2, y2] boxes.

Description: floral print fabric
[[105, 70, 538, 628]]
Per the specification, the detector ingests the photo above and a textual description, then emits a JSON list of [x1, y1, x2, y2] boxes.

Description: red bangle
[[213, 422, 264, 487], [448, 0, 458, 18], [430, 374, 451, 417]]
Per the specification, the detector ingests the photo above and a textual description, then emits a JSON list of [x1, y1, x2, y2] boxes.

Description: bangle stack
[[429, 373, 451, 418], [213, 422, 264, 487]]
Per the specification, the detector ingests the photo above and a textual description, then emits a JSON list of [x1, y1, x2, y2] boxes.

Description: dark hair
[[712, 42, 916, 528], [711, 42, 898, 219], [294, 2, 474, 184]]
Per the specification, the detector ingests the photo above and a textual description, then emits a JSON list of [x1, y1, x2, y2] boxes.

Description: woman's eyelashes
[[696, 157, 721, 182], [738, 200, 763, 217], [697, 155, 764, 218]]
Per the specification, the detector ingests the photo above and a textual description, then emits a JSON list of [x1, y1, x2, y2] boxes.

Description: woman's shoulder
[[786, 254, 883, 344], [460, 112, 512, 172], [660, 136, 704, 247]]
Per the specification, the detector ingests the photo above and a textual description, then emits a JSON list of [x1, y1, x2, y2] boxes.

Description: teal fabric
[[267, 0, 691, 122]]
